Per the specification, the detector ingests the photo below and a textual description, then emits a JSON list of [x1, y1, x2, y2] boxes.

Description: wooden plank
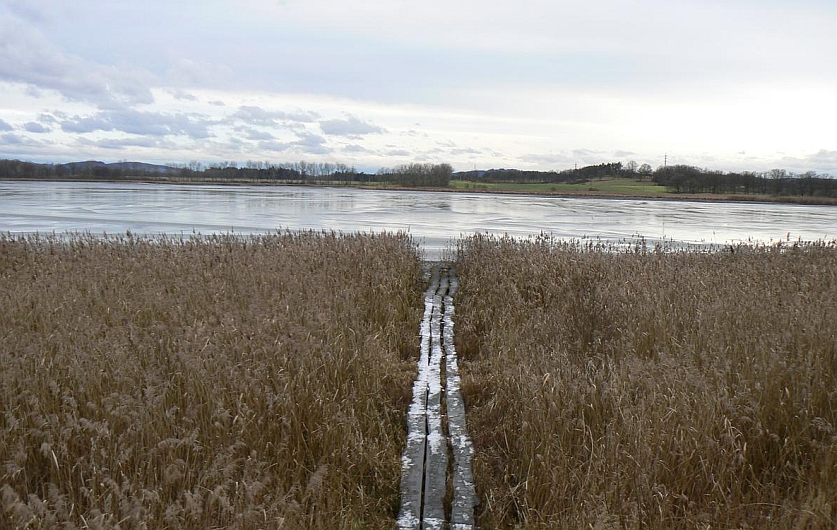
[[396, 268, 438, 530], [445, 270, 478, 529], [422, 274, 448, 525], [399, 265, 476, 529]]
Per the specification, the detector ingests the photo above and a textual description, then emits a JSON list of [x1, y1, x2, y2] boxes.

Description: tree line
[[2, 157, 834, 198], [456, 162, 625, 184], [376, 163, 453, 187], [650, 165, 837, 197], [0, 159, 453, 188], [0, 160, 453, 187], [457, 161, 837, 199], [0, 159, 358, 182]]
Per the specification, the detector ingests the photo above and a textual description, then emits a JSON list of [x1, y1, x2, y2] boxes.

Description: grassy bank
[[6, 176, 837, 204], [449, 177, 670, 197], [0, 232, 422, 529], [455, 235, 837, 528]]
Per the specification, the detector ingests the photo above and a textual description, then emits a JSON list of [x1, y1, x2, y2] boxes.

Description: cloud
[[450, 147, 482, 156], [256, 130, 331, 155], [24, 122, 50, 133], [87, 136, 178, 150], [572, 148, 602, 158], [384, 149, 411, 157], [613, 150, 637, 158], [0, 14, 155, 107], [61, 109, 213, 138], [0, 132, 46, 148], [807, 149, 837, 165], [521, 152, 577, 167], [343, 144, 369, 153], [172, 89, 198, 101], [61, 115, 112, 134], [209, 100, 226, 107], [237, 126, 276, 141], [320, 115, 383, 137], [776, 149, 837, 176], [233, 106, 284, 126], [257, 140, 293, 153], [0, 118, 12, 131], [37, 113, 60, 124], [1, 132, 24, 144], [294, 131, 330, 154], [232, 105, 318, 126]]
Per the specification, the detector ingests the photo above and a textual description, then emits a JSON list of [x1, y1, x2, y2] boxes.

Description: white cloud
[[343, 144, 369, 153], [238, 127, 276, 141], [320, 115, 383, 137], [172, 90, 198, 102], [1, 132, 24, 144], [0, 13, 155, 107], [24, 121, 50, 133], [232, 105, 318, 126], [60, 109, 213, 139], [384, 149, 410, 157]]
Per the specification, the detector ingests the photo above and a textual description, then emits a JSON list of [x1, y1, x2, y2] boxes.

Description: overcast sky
[[1, 0, 836, 174]]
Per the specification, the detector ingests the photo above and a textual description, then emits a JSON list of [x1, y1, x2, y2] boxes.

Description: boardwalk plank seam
[[398, 265, 477, 530]]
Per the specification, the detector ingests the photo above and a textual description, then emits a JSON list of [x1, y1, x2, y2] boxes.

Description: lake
[[1, 181, 835, 259]]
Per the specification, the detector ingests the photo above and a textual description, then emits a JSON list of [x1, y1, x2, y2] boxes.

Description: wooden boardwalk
[[398, 265, 477, 530]]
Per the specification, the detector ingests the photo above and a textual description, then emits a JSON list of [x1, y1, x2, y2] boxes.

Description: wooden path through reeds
[[398, 265, 478, 530]]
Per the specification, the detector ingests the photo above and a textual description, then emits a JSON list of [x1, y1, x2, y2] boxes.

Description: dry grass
[[0, 232, 422, 529], [455, 234, 837, 529]]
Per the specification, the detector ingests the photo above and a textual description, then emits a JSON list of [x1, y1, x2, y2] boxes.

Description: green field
[[449, 177, 670, 196]]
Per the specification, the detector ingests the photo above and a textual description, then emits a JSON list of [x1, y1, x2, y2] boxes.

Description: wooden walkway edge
[[397, 265, 478, 530]]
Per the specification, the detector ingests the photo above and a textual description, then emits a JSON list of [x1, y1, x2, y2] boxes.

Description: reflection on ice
[[1, 181, 835, 260]]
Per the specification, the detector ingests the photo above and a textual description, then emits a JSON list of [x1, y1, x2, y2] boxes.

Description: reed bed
[[0, 232, 422, 529], [455, 234, 837, 529]]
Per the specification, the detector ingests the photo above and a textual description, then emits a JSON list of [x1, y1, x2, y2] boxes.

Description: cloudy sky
[[1, 0, 836, 174]]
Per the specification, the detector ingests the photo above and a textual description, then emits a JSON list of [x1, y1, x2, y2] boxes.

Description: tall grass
[[455, 234, 837, 528], [0, 232, 422, 529]]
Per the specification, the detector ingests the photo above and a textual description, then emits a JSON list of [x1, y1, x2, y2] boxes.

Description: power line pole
[[664, 153, 667, 168]]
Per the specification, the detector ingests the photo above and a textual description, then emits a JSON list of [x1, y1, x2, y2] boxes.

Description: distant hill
[[59, 161, 178, 174], [454, 170, 487, 180], [454, 164, 625, 184]]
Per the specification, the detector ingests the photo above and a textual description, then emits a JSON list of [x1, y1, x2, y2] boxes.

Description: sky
[[1, 0, 836, 174]]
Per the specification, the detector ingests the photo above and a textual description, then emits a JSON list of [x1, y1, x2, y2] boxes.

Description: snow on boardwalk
[[398, 265, 477, 530]]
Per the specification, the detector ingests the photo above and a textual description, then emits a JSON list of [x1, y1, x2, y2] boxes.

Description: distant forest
[[0, 159, 452, 188], [457, 162, 837, 198], [1, 158, 835, 198]]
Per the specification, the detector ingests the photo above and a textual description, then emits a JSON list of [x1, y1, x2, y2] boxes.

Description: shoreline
[[2, 177, 836, 206]]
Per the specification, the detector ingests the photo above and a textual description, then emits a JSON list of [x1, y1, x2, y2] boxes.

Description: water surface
[[1, 181, 835, 259]]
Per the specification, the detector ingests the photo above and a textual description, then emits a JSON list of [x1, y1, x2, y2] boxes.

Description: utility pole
[[664, 154, 667, 168]]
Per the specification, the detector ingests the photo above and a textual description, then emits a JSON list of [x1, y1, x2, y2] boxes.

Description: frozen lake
[[1, 181, 835, 259]]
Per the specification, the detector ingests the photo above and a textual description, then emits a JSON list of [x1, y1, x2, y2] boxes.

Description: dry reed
[[0, 231, 422, 529], [455, 234, 837, 529]]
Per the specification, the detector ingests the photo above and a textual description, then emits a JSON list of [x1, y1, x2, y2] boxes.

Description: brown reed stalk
[[0, 231, 422, 529], [455, 234, 837, 529]]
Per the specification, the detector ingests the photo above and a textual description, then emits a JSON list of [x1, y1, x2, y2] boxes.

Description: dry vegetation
[[0, 232, 422, 529], [455, 234, 837, 529]]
